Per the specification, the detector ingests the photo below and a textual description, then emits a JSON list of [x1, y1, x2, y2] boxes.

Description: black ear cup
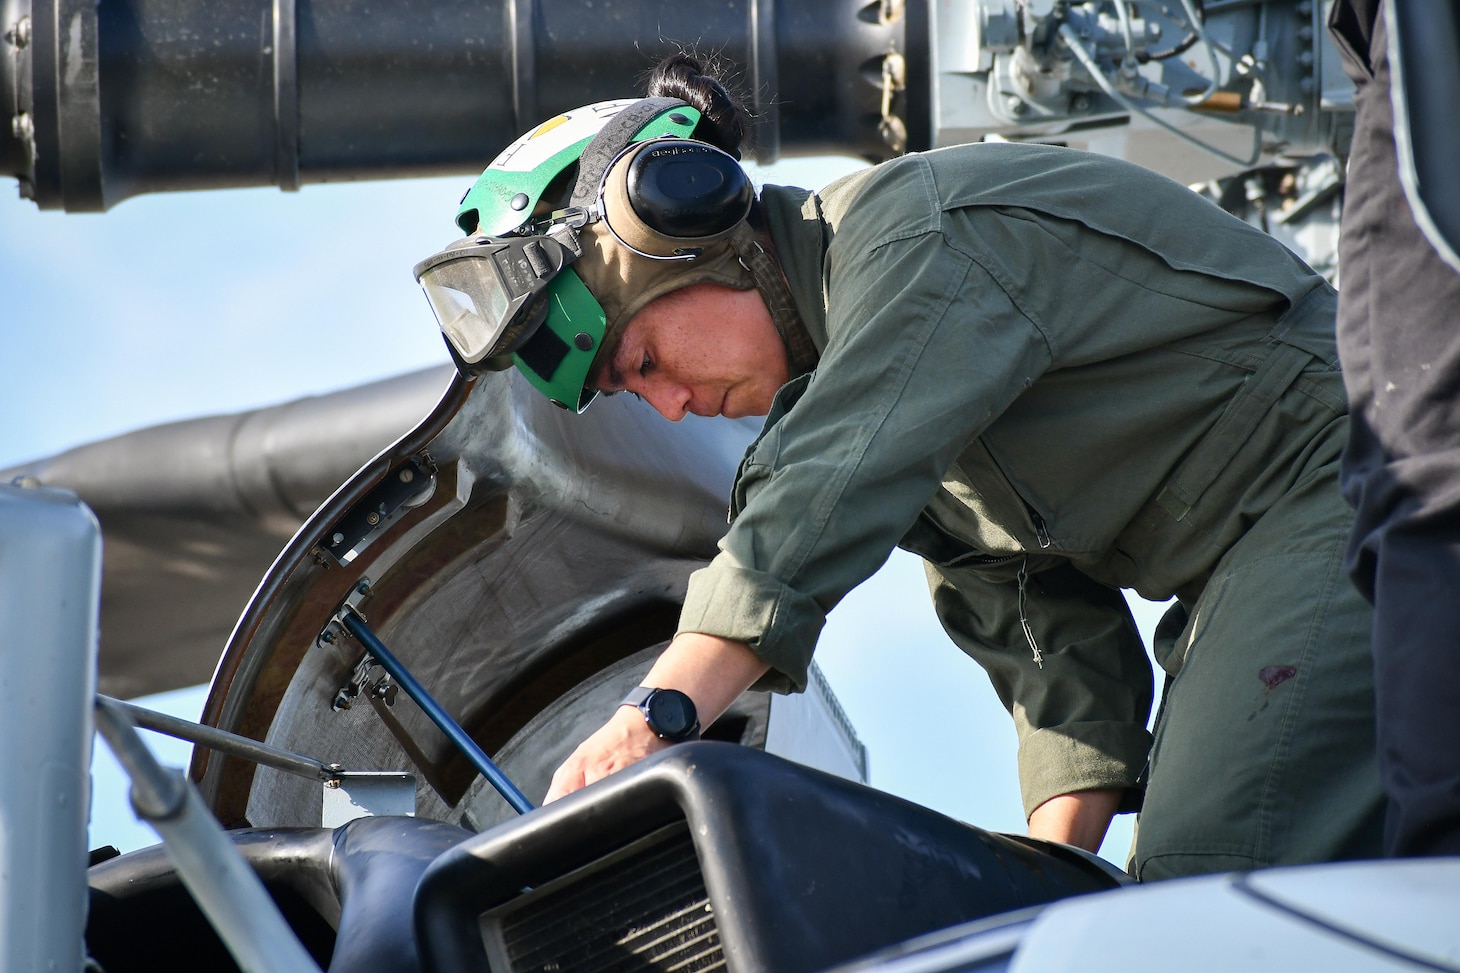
[[624, 142, 753, 239]]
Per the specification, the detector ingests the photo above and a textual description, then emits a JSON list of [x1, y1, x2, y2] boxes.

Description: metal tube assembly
[[339, 610, 536, 816], [99, 693, 337, 782], [94, 696, 324, 973]]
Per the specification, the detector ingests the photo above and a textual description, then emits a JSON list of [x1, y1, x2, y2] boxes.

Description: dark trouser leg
[[1332, 0, 1460, 857]]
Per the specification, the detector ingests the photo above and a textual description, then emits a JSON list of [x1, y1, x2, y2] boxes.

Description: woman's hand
[[545, 704, 672, 802], [1027, 788, 1123, 852], [543, 632, 770, 803]]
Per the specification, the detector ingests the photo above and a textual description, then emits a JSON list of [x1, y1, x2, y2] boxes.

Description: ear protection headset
[[596, 138, 755, 260]]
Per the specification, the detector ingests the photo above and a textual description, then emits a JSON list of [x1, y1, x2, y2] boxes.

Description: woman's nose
[[645, 381, 693, 422]]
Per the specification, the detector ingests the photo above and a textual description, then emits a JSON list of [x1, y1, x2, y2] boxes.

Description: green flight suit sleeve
[[680, 200, 1055, 689], [924, 558, 1155, 818]]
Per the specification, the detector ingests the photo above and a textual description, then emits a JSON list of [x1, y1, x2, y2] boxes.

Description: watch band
[[621, 685, 655, 709]]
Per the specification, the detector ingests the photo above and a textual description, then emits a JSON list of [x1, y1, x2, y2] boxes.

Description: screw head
[[7, 15, 31, 47], [510, 192, 530, 211]]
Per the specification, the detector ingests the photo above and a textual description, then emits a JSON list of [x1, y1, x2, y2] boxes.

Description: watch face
[[646, 689, 697, 739]]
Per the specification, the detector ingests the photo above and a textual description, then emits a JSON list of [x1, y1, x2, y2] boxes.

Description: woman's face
[[594, 282, 790, 421]]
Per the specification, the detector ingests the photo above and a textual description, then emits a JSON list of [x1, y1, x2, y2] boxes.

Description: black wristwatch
[[620, 686, 701, 742]]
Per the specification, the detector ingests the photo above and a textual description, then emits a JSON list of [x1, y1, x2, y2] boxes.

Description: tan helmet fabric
[[573, 134, 819, 382], [574, 139, 762, 378]]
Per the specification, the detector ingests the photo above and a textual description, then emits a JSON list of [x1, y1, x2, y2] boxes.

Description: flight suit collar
[[758, 185, 830, 363]]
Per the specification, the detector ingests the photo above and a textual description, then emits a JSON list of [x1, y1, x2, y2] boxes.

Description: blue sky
[[1, 158, 1168, 864]]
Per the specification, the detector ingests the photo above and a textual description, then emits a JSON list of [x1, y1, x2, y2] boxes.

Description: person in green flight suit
[[413, 54, 1383, 879]]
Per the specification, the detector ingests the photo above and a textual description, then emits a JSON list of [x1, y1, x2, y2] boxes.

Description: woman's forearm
[[544, 632, 769, 802], [640, 631, 770, 726], [1027, 788, 1123, 852]]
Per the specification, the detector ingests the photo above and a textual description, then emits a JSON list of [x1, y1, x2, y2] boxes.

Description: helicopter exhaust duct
[[0, 0, 917, 212]]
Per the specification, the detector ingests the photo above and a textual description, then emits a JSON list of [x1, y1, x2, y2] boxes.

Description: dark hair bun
[[647, 53, 752, 160]]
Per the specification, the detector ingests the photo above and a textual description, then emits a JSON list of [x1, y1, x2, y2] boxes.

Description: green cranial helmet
[[420, 100, 701, 412]]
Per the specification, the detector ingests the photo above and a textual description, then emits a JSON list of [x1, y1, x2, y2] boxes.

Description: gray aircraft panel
[[1, 366, 452, 697]]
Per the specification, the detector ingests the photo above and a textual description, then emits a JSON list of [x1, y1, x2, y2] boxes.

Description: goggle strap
[[546, 222, 583, 257]]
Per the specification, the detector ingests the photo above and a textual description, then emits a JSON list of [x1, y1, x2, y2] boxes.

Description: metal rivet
[[669, 112, 690, 125], [510, 192, 530, 211], [573, 332, 595, 351], [7, 16, 31, 48]]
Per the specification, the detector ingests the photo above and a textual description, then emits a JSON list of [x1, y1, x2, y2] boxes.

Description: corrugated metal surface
[[491, 824, 724, 973]]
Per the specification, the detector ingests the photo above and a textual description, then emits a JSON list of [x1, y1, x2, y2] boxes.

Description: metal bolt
[[366, 511, 380, 525], [321, 630, 335, 644], [1299, 77, 1315, 94], [1071, 94, 1092, 113], [1297, 50, 1314, 68], [399, 468, 415, 483], [6, 15, 31, 47], [331, 532, 345, 545], [357, 581, 370, 595], [1005, 95, 1029, 117]]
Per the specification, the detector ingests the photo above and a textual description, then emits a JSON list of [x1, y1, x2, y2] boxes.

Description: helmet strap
[[570, 97, 689, 209], [735, 230, 819, 376]]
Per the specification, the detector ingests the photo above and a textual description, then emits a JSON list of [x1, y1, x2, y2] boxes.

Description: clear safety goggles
[[413, 231, 608, 412], [412, 233, 581, 366]]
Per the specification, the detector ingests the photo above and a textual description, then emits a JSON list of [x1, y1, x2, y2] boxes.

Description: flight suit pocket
[[1153, 341, 1312, 524]]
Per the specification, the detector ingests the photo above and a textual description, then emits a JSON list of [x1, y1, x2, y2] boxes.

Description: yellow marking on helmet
[[530, 115, 570, 139]]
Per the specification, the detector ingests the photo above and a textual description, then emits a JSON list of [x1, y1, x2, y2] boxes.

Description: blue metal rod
[[340, 612, 535, 815]]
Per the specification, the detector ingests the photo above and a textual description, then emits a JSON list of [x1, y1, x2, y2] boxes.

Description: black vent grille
[[486, 823, 725, 973]]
